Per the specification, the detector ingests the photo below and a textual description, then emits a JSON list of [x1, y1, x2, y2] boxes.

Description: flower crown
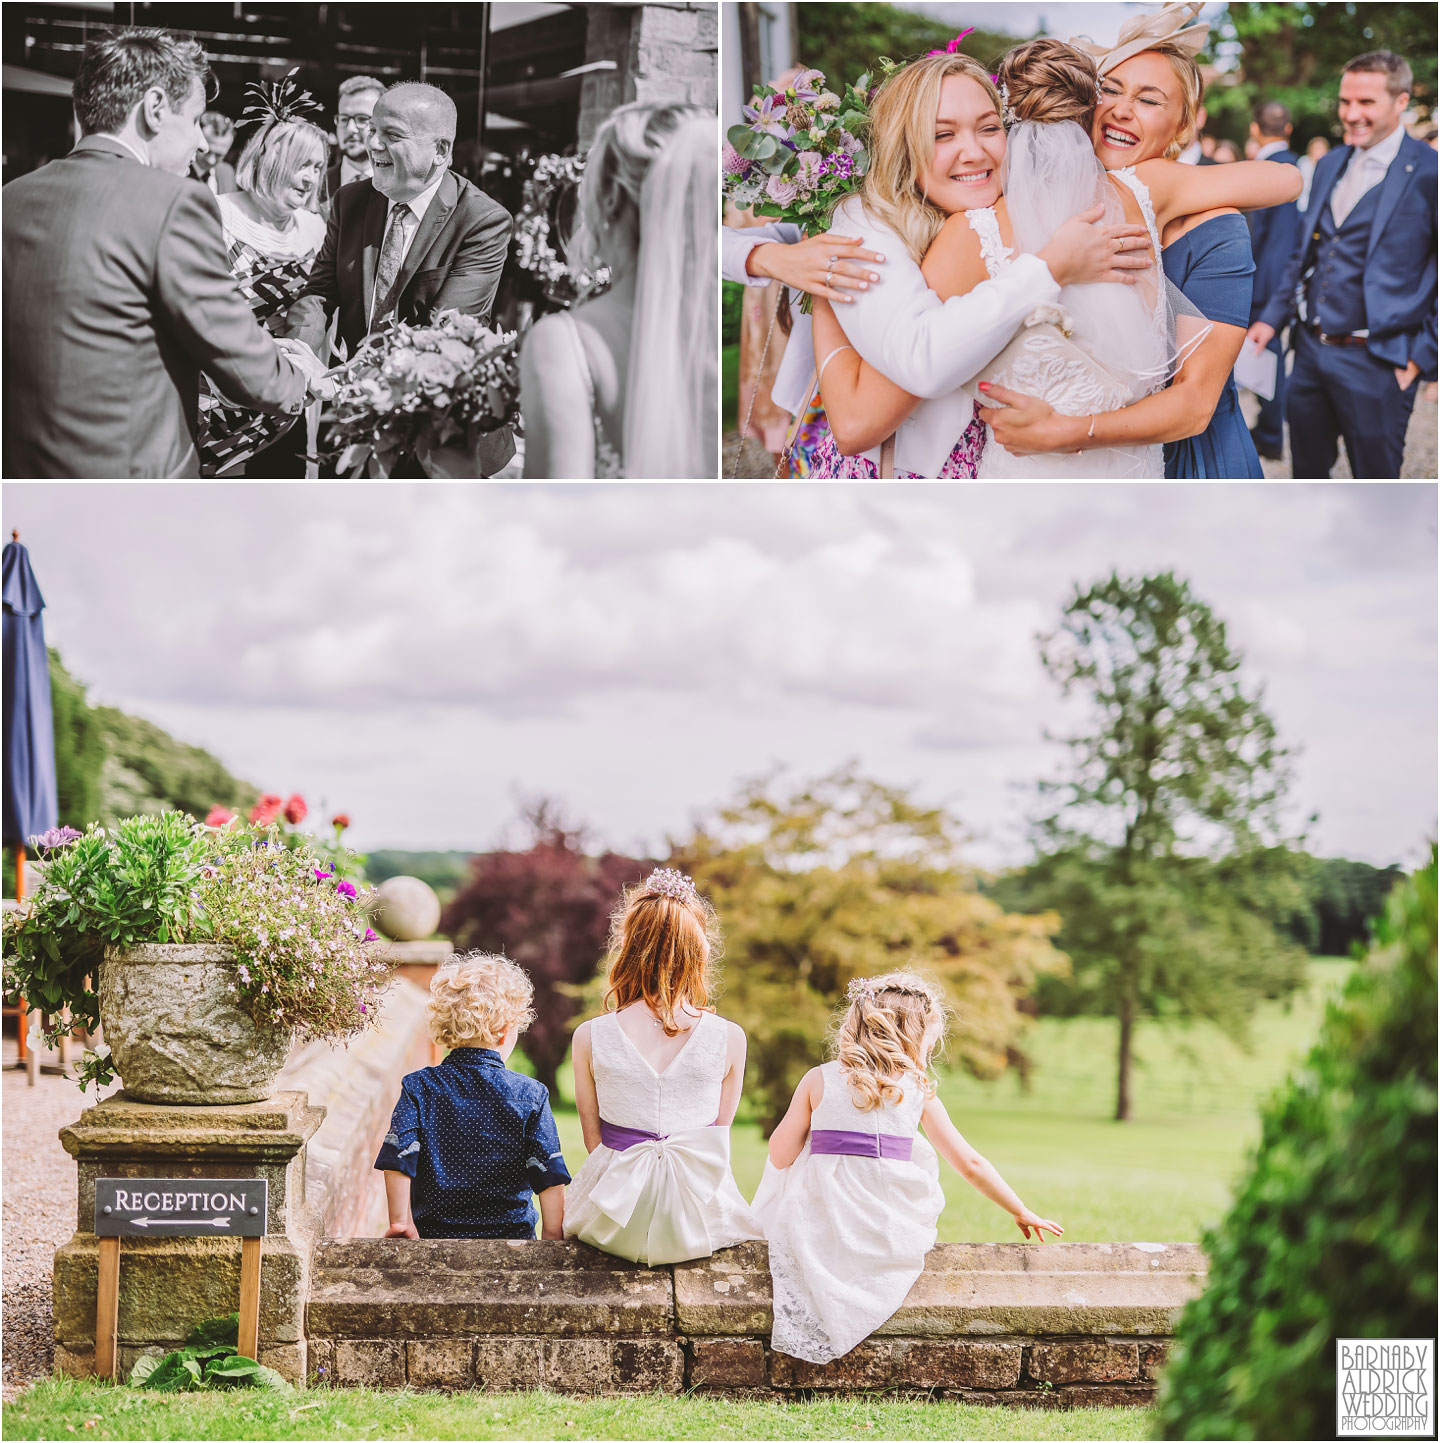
[[240, 67, 325, 133], [641, 868, 699, 904], [846, 976, 936, 1005]]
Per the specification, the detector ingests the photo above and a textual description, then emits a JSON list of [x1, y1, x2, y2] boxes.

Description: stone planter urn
[[98, 944, 291, 1105]]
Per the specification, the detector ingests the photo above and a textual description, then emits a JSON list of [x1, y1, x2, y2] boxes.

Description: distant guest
[[323, 74, 383, 205], [1212, 138, 1241, 163], [190, 110, 237, 194], [1296, 135, 1331, 210]]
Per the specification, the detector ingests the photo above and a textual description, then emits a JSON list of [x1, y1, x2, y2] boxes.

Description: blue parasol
[[3, 529, 57, 848]]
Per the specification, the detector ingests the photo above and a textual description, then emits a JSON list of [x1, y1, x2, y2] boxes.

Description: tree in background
[[1013, 572, 1309, 1122], [1206, 2, 1436, 146], [1296, 854, 1405, 956], [672, 768, 1068, 1134], [440, 802, 650, 1100], [778, 3, 1021, 99], [49, 650, 105, 831], [6, 650, 258, 898], [1157, 851, 1436, 1440]]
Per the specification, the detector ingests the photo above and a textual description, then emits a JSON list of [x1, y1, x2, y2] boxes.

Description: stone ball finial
[[370, 876, 442, 942]]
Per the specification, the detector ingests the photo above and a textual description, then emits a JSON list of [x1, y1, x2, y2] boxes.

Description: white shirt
[[340, 156, 371, 187], [1254, 139, 1290, 162], [370, 169, 448, 325], [1176, 138, 1203, 166], [104, 133, 150, 167], [1331, 122, 1404, 226]]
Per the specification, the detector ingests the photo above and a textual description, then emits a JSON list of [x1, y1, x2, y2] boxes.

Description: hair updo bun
[[997, 38, 1099, 128]]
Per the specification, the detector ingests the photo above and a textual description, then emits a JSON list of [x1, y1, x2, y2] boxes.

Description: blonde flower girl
[[752, 972, 1064, 1362], [564, 869, 763, 1265]]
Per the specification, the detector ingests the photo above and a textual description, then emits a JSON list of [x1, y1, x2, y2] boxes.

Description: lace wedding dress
[[968, 119, 1180, 479], [563, 1011, 763, 1265], [750, 1061, 945, 1363]]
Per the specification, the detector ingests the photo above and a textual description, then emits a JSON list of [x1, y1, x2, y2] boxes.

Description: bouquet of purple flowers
[[723, 65, 873, 237]]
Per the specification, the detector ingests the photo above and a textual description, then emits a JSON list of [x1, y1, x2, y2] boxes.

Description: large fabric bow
[[1069, 1, 1209, 77], [586, 1124, 732, 1266]]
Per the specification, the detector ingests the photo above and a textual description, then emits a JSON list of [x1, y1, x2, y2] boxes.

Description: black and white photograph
[[2, 2, 718, 479]]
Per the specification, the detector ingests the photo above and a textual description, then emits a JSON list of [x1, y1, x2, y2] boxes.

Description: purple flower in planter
[[336, 880, 358, 899], [30, 826, 82, 849], [364, 928, 379, 942], [314, 869, 333, 883]]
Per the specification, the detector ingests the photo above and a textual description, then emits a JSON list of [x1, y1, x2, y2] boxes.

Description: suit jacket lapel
[[392, 171, 458, 314], [360, 185, 388, 326], [1367, 135, 1417, 260]]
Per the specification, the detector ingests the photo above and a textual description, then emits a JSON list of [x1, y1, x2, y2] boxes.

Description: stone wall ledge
[[305, 1332, 1168, 1405], [305, 1240, 1199, 1403]]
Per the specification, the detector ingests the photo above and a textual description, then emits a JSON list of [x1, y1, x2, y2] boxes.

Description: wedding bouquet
[[325, 309, 519, 477], [723, 66, 872, 234]]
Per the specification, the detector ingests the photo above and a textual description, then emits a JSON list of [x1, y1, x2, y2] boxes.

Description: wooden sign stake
[[95, 1237, 121, 1380], [238, 1237, 262, 1362], [92, 1178, 267, 1381]]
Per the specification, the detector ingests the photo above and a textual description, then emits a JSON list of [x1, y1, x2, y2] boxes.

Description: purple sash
[[810, 1128, 913, 1161], [599, 1118, 719, 1152]]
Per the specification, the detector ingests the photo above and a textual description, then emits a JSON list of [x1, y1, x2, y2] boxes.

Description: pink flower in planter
[[203, 807, 234, 828], [314, 869, 333, 883], [283, 794, 308, 825], [364, 928, 378, 942], [336, 881, 357, 899]]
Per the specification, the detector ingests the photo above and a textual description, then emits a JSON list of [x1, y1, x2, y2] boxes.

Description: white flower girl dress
[[564, 1010, 763, 1266], [751, 1060, 945, 1362]]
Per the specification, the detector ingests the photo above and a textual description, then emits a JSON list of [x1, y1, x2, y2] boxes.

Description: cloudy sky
[[6, 482, 1434, 869]]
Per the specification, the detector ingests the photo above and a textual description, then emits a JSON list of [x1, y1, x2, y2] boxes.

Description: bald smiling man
[[281, 81, 515, 472]]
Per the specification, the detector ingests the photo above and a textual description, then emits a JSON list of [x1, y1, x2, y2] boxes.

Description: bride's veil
[[624, 112, 718, 479], [1001, 118, 1207, 397]]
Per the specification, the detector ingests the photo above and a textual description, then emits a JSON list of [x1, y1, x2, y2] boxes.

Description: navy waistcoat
[[1306, 178, 1382, 335]]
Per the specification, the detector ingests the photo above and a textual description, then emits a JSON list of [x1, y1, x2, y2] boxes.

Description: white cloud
[[6, 481, 1433, 869]]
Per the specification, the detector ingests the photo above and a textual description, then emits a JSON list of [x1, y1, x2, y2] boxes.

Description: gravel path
[[2, 1045, 119, 1402]]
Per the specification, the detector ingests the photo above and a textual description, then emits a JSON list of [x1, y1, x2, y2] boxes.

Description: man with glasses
[[324, 75, 384, 206]]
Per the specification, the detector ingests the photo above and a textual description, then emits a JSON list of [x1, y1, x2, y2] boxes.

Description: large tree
[[1020, 572, 1309, 1122], [439, 803, 650, 1100], [671, 768, 1068, 1134]]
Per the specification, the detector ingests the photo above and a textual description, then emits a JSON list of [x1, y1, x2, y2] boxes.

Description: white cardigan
[[723, 203, 1061, 477]]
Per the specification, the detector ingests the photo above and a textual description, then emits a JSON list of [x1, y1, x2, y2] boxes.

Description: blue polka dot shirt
[[374, 1047, 571, 1239]]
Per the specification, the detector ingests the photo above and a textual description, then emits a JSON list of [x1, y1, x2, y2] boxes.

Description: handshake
[[275, 337, 338, 402]]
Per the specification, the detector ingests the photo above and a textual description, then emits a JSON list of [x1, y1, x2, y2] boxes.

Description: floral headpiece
[[642, 868, 699, 904], [847, 977, 878, 1002], [1068, 1, 1209, 78], [847, 975, 938, 1006], [240, 67, 325, 132]]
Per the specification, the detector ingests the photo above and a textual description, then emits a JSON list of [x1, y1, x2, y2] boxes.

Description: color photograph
[[723, 1, 1438, 480], [2, 480, 1435, 1439]]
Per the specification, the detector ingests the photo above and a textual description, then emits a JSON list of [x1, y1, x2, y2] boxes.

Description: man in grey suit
[[2, 28, 319, 478]]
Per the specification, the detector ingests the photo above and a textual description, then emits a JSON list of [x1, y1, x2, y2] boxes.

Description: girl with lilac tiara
[[752, 972, 1063, 1364], [564, 869, 763, 1266]]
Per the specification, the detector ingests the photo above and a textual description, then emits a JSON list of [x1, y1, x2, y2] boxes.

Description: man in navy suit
[[1248, 52, 1437, 478], [1244, 101, 1303, 460]]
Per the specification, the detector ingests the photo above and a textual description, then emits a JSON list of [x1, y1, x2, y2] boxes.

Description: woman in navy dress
[[1159, 212, 1263, 477]]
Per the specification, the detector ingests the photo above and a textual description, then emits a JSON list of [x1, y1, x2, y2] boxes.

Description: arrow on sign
[[131, 1217, 233, 1229]]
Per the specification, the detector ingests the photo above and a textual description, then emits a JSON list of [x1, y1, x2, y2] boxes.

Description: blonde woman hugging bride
[[754, 7, 1302, 477]]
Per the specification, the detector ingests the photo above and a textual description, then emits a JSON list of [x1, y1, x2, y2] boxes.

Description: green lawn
[[2, 1380, 1157, 1441], [547, 958, 1355, 1244]]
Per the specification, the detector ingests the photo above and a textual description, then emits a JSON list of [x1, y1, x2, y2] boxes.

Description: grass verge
[[3, 1379, 1159, 1441]]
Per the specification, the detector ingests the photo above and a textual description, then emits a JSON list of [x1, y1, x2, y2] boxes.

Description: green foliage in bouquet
[[724, 66, 873, 234], [2, 814, 392, 1092], [327, 309, 520, 477], [1156, 850, 1437, 1440], [129, 1314, 288, 1393]]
